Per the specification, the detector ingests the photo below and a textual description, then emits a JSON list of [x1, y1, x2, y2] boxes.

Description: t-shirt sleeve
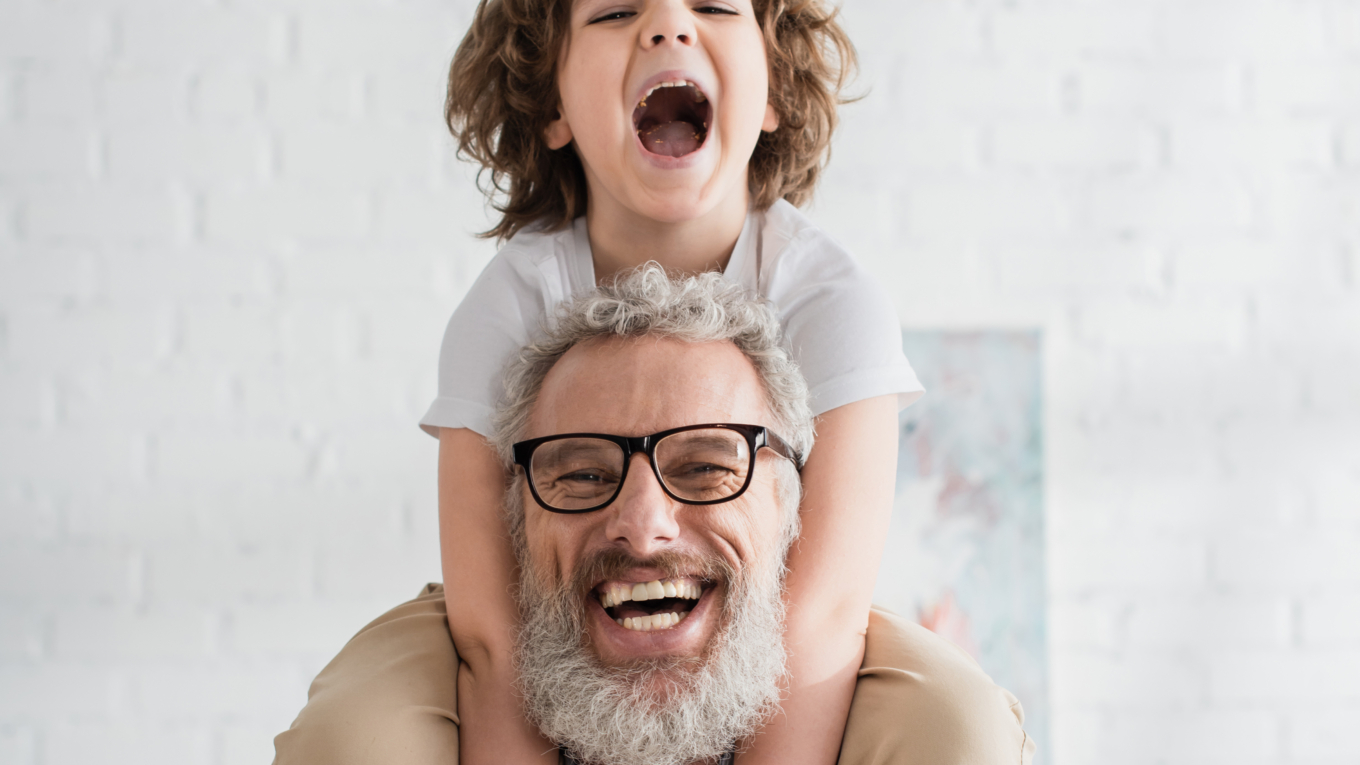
[[771, 235, 924, 417], [419, 251, 546, 438]]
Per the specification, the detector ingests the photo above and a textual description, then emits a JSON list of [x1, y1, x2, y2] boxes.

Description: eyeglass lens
[[528, 428, 753, 511]]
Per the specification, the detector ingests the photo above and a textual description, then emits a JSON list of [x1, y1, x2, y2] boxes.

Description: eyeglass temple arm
[[761, 429, 804, 472]]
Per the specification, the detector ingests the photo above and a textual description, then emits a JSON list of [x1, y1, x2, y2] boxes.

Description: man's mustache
[[564, 548, 737, 600]]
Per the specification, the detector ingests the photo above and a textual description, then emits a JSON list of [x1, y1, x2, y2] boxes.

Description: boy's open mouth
[[632, 80, 711, 158]]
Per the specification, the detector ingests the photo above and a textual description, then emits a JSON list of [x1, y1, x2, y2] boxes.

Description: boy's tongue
[[639, 121, 703, 158]]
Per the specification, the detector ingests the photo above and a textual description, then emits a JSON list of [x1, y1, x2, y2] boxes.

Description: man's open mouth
[[597, 577, 705, 632], [632, 80, 711, 159]]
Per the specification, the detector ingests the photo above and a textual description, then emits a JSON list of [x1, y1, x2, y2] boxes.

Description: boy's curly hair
[[446, 0, 857, 241]]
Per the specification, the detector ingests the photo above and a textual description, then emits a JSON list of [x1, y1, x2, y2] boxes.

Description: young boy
[[307, 0, 924, 762]]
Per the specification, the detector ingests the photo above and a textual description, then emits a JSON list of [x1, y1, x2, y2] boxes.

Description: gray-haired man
[[275, 267, 1035, 765]]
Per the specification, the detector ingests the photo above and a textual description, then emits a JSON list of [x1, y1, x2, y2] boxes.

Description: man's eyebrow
[[668, 435, 744, 451]]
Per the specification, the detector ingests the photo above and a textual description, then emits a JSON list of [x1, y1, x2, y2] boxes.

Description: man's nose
[[640, 0, 696, 49], [603, 453, 681, 557]]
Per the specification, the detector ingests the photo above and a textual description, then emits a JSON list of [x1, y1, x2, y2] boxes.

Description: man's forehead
[[528, 336, 772, 437]]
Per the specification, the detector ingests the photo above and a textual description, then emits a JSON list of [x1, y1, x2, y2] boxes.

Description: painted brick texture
[[2, 0, 1358, 764]]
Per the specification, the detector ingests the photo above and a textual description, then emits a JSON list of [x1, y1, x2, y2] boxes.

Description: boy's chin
[[627, 197, 725, 226], [617, 167, 752, 224]]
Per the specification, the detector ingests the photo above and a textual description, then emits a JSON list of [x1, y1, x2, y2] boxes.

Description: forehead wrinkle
[[530, 336, 774, 439]]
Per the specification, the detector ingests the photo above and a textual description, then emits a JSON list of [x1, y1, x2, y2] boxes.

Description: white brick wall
[[1, 0, 1357, 763]]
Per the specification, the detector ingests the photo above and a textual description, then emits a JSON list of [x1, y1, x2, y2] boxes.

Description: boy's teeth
[[619, 611, 690, 631], [598, 579, 701, 607], [640, 80, 704, 104]]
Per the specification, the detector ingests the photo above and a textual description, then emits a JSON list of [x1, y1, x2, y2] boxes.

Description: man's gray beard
[[514, 549, 788, 765]]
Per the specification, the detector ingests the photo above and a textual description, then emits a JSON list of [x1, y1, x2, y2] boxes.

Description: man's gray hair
[[491, 264, 815, 531]]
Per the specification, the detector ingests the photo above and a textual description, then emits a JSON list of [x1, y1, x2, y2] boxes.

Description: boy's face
[[547, 0, 778, 224]]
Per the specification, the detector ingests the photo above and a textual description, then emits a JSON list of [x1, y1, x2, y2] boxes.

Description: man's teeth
[[639, 80, 707, 104], [616, 611, 690, 631], [599, 579, 701, 608]]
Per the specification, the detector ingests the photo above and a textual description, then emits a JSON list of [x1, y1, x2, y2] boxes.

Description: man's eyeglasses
[[512, 424, 801, 514]]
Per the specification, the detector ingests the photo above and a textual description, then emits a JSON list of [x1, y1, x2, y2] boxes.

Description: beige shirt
[[273, 584, 1035, 765]]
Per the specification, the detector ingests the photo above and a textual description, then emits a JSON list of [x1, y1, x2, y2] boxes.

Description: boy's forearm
[[438, 428, 556, 764], [738, 395, 901, 765], [438, 427, 519, 669], [736, 644, 863, 765], [785, 395, 900, 627], [458, 659, 559, 764]]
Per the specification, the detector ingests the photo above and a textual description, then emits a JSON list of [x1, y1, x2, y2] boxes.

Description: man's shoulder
[[272, 584, 459, 765], [842, 607, 1035, 765], [864, 606, 985, 676]]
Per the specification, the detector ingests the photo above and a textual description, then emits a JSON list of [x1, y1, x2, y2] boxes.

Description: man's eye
[[670, 462, 733, 478], [558, 470, 614, 484]]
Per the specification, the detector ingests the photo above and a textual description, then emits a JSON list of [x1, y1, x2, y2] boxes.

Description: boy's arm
[[736, 395, 901, 765], [438, 427, 558, 765]]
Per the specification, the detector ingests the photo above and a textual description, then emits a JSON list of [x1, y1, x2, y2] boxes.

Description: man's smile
[[566, 553, 734, 662], [587, 576, 724, 661], [596, 576, 707, 631]]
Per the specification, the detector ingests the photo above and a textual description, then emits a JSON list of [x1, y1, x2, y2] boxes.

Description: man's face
[[513, 335, 792, 765], [522, 335, 786, 666]]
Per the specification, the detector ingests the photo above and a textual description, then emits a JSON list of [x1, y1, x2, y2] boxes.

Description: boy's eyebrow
[[570, 0, 599, 16], [572, 0, 629, 20]]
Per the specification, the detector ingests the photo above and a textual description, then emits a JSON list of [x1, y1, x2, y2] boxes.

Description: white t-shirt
[[420, 199, 923, 438]]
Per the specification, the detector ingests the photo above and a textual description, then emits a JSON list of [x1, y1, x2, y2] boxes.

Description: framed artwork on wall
[[875, 331, 1048, 760]]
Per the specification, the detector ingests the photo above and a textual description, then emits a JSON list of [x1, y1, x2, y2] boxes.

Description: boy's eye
[[588, 9, 636, 23], [695, 5, 740, 14]]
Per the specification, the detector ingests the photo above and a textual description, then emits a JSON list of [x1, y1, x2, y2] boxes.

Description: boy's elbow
[[785, 595, 872, 665], [444, 617, 513, 677]]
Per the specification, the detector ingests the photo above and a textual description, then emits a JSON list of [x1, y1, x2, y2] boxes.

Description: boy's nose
[[603, 453, 681, 558], [641, 1, 696, 49]]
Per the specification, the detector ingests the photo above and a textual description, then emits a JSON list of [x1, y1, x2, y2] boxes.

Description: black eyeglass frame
[[512, 423, 802, 515]]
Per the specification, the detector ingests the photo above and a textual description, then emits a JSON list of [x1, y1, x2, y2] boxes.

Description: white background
[[2, 0, 1359, 763]]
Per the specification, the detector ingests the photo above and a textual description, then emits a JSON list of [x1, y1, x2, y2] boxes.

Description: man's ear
[[545, 106, 574, 149]]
